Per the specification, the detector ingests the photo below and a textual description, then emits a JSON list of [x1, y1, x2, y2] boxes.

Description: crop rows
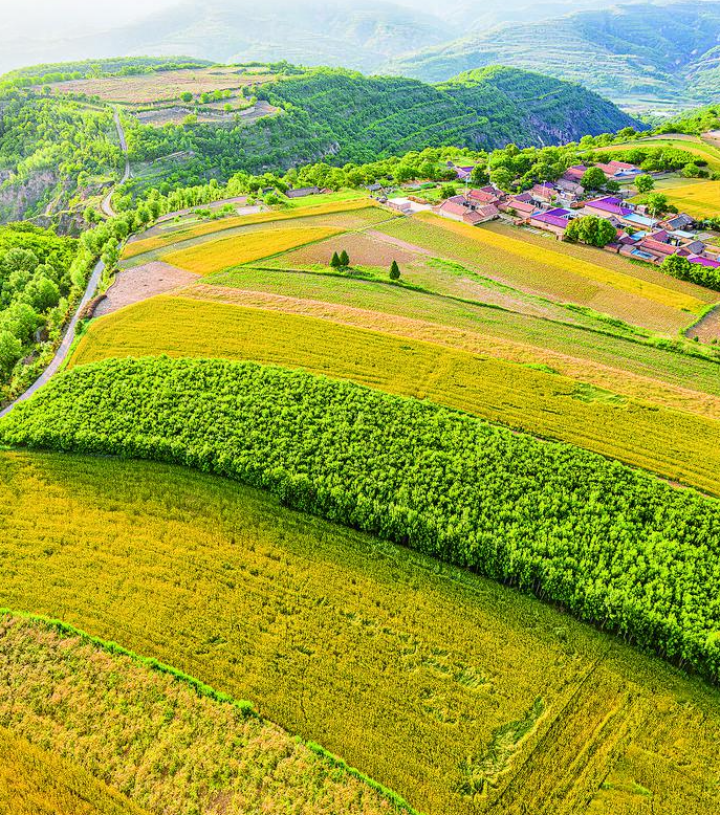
[[3, 450, 720, 815], [68, 295, 720, 494], [164, 225, 342, 274], [122, 200, 381, 260], [3, 357, 720, 683]]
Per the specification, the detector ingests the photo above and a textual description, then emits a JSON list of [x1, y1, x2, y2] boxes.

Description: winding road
[[101, 109, 131, 218], [0, 111, 129, 419]]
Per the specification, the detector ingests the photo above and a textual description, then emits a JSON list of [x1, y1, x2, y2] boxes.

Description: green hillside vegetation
[[119, 65, 637, 190], [0, 613, 412, 815], [0, 225, 78, 390], [0, 94, 122, 221], [2, 451, 720, 815], [4, 356, 720, 683], [388, 1, 720, 110]]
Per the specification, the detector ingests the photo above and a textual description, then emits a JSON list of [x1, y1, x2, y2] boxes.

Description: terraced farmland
[[68, 296, 720, 495], [1, 451, 720, 815], [44, 66, 276, 105], [374, 213, 717, 335], [122, 200, 387, 261]]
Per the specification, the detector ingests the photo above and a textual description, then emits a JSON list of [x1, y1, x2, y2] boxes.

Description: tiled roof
[[439, 200, 468, 217], [639, 238, 676, 256], [468, 188, 499, 203], [585, 197, 633, 216], [690, 256, 720, 268]]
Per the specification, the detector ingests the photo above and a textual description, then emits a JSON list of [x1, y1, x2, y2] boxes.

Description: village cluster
[[390, 160, 720, 270]]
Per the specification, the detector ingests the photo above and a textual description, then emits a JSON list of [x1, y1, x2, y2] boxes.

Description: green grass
[[2, 450, 720, 815]]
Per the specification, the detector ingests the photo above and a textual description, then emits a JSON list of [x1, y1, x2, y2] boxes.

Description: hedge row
[[2, 356, 720, 681]]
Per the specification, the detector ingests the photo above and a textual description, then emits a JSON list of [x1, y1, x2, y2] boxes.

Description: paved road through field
[[0, 110, 130, 419]]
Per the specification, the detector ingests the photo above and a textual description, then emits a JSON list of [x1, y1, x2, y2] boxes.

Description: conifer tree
[[339, 250, 350, 268], [389, 259, 400, 280], [330, 251, 341, 268]]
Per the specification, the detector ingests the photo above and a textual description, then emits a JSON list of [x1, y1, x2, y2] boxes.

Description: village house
[[556, 165, 586, 197], [435, 194, 500, 225], [530, 182, 557, 204], [594, 160, 642, 181], [499, 196, 537, 220], [659, 213, 695, 231], [286, 186, 321, 198], [529, 208, 574, 238]]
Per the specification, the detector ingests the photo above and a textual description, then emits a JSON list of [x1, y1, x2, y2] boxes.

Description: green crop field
[[68, 295, 720, 495], [1, 451, 720, 815]]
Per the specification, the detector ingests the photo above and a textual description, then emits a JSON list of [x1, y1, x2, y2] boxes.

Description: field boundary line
[[0, 608, 424, 815]]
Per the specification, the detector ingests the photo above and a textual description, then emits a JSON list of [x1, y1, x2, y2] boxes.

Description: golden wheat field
[[201, 266, 720, 399], [377, 214, 715, 334], [0, 725, 148, 815], [0, 614, 401, 815], [122, 200, 381, 260], [69, 296, 720, 494], [1, 451, 719, 815], [162, 226, 343, 274]]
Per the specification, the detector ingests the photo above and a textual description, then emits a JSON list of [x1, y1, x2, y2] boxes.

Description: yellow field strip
[[163, 227, 343, 275], [70, 295, 720, 494], [177, 284, 720, 420], [415, 213, 706, 313], [122, 200, 378, 260]]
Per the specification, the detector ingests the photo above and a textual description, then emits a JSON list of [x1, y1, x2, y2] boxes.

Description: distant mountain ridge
[[387, 1, 720, 110], [0, 0, 459, 77]]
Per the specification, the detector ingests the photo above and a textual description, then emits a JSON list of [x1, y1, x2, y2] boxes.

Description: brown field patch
[[271, 231, 420, 268], [95, 262, 198, 318], [45, 67, 276, 105], [687, 305, 720, 343]]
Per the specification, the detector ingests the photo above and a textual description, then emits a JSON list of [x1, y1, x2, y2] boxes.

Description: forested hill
[[125, 65, 636, 185], [233, 66, 636, 160], [0, 60, 637, 222], [388, 1, 720, 110]]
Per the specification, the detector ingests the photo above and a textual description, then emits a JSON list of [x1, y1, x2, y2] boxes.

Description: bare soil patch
[[687, 305, 720, 344], [95, 262, 197, 317]]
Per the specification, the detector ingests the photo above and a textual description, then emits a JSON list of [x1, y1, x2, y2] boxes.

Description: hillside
[[128, 65, 637, 176], [0, 61, 637, 219], [388, 1, 720, 112]]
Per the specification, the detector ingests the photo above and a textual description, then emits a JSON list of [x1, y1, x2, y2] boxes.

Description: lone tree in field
[[389, 260, 401, 280], [635, 174, 655, 194], [330, 252, 341, 269], [339, 250, 350, 268]]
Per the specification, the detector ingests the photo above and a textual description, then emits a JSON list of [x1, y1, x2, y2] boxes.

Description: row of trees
[[4, 355, 720, 683]]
